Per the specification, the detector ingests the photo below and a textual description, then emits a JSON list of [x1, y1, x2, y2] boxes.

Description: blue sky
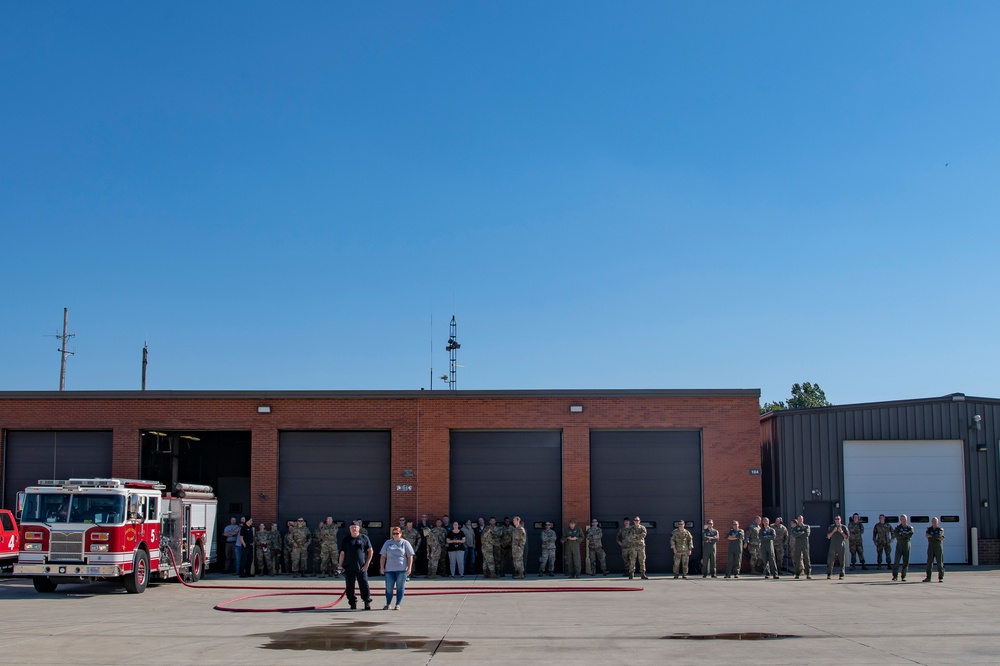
[[2, 3, 998, 407]]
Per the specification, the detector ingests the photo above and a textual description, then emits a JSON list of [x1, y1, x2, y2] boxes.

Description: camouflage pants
[[622, 546, 637, 575], [672, 552, 690, 576], [792, 540, 811, 576], [849, 537, 865, 564], [256, 546, 273, 575], [492, 544, 506, 576], [748, 544, 761, 574], [283, 547, 291, 573], [539, 548, 555, 574], [319, 542, 339, 576], [290, 545, 309, 573], [774, 540, 786, 570], [588, 544, 607, 574], [634, 544, 646, 574], [427, 543, 442, 578], [875, 541, 892, 565], [482, 546, 496, 576], [511, 544, 525, 577]]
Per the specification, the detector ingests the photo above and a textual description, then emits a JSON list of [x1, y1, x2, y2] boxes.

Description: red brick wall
[[0, 391, 761, 539], [979, 538, 1000, 565]]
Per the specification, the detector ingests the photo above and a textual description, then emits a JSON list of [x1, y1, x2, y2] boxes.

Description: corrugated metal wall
[[763, 396, 1000, 546]]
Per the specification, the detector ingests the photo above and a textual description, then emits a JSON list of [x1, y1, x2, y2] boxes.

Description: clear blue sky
[[2, 3, 998, 407]]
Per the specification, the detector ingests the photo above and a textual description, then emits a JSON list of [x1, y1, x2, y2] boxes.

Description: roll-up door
[[278, 431, 391, 568], [450, 431, 562, 574], [3, 431, 113, 510], [844, 440, 967, 564], [591, 430, 702, 573]]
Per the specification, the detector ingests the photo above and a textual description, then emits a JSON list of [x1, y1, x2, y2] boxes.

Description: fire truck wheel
[[124, 549, 150, 594], [187, 545, 205, 582], [32, 577, 59, 593]]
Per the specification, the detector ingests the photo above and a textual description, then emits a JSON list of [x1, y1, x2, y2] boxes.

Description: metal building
[[760, 393, 1000, 564]]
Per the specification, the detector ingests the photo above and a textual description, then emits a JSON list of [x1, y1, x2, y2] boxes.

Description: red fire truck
[[0, 508, 19, 571], [14, 478, 217, 594]]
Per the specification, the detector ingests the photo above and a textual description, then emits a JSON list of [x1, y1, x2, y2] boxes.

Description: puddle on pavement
[[664, 632, 799, 641], [255, 621, 467, 653]]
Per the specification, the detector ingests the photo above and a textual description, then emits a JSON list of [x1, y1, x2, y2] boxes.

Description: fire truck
[[14, 478, 217, 594]]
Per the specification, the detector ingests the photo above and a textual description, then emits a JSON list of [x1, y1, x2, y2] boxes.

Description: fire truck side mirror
[[128, 494, 141, 521], [16, 491, 24, 521]]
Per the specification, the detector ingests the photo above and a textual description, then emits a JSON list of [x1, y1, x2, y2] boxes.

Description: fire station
[[0, 388, 760, 573]]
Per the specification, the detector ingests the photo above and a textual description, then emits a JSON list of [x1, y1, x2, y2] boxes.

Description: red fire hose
[[164, 549, 643, 613]]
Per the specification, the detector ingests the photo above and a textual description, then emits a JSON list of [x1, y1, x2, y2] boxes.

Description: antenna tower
[[445, 315, 460, 390]]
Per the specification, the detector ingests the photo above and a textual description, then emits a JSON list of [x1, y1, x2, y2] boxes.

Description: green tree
[[760, 382, 832, 414]]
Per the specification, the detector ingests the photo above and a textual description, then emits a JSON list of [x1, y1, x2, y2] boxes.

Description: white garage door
[[844, 440, 967, 564]]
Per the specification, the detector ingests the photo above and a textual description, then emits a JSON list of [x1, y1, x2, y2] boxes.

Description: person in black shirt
[[338, 523, 374, 610], [238, 517, 256, 578]]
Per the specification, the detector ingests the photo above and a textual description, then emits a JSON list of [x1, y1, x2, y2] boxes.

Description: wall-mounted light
[[811, 489, 822, 498], [971, 415, 983, 431], [569, 405, 584, 413], [982, 500, 989, 508], [977, 442, 988, 452], [259, 492, 268, 501], [257, 406, 271, 414]]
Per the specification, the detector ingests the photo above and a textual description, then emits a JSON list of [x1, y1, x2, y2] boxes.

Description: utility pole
[[56, 307, 75, 391]]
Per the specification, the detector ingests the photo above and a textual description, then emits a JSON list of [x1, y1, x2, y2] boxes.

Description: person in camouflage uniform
[[618, 517, 635, 578], [490, 519, 507, 577], [849, 513, 867, 570], [630, 516, 649, 580], [290, 517, 311, 577], [538, 520, 557, 576], [498, 517, 514, 578], [511, 516, 528, 578], [481, 517, 497, 577], [759, 517, 779, 579], [773, 517, 788, 573], [316, 516, 340, 578], [427, 519, 446, 579], [670, 519, 693, 578], [283, 519, 294, 574], [255, 523, 274, 575], [586, 518, 609, 576], [745, 516, 761, 575], [790, 515, 812, 579], [892, 514, 914, 581], [872, 514, 894, 570], [724, 520, 744, 578], [701, 519, 719, 578], [267, 523, 284, 575]]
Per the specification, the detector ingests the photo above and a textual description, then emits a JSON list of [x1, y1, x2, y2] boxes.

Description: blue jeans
[[384, 570, 407, 605], [465, 547, 476, 572]]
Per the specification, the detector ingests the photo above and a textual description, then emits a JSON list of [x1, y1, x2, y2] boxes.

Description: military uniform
[[290, 523, 311, 576], [586, 525, 609, 575], [826, 523, 849, 578], [670, 525, 693, 578], [790, 522, 812, 578], [269, 527, 284, 575], [873, 521, 894, 569], [283, 526, 294, 573], [773, 522, 789, 572], [724, 528, 744, 578], [563, 524, 584, 578], [402, 526, 419, 553], [511, 524, 528, 578], [924, 525, 945, 582], [746, 523, 761, 574], [618, 523, 636, 578], [849, 519, 867, 569], [701, 526, 719, 578], [759, 525, 778, 578], [630, 522, 648, 578], [255, 527, 274, 575], [317, 522, 340, 577], [539, 527, 557, 575], [428, 525, 446, 578], [892, 523, 914, 581], [480, 525, 496, 577], [492, 524, 507, 577]]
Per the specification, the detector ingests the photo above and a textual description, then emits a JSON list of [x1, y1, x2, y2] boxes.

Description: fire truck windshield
[[22, 493, 126, 525]]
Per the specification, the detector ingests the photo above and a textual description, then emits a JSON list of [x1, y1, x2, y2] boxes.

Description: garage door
[[450, 431, 562, 573], [591, 430, 702, 573], [3, 431, 113, 510], [844, 440, 967, 564], [278, 431, 391, 560]]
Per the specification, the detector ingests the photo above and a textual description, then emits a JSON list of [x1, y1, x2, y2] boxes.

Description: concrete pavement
[[1, 567, 997, 664]]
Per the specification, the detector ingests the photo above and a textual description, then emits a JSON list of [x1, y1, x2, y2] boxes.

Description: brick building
[[0, 388, 761, 572]]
